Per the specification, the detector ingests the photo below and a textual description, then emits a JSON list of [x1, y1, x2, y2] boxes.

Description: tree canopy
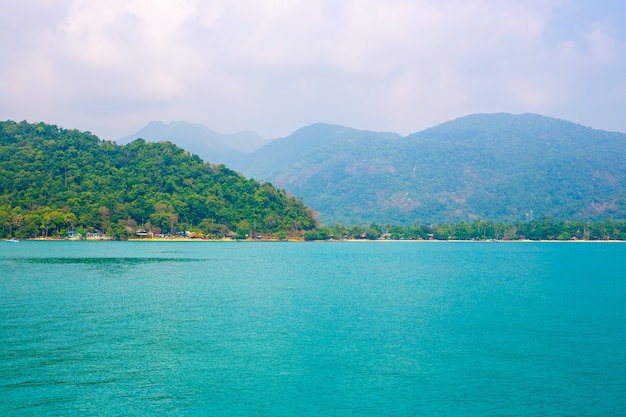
[[0, 120, 316, 239], [307, 218, 626, 241], [236, 114, 626, 225]]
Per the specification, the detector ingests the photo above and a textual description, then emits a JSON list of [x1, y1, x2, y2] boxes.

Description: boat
[[5, 238, 20, 243]]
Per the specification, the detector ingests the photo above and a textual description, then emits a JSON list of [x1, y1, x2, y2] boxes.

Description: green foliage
[[315, 218, 626, 241], [0, 120, 316, 239], [241, 114, 626, 225], [303, 231, 322, 241]]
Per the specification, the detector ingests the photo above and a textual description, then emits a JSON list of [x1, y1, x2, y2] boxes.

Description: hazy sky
[[1, 0, 625, 140]]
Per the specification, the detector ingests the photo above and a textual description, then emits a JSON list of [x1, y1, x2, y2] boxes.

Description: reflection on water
[[8, 257, 203, 265]]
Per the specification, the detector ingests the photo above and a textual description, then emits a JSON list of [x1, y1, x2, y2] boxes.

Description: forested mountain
[[239, 123, 402, 179], [117, 121, 266, 168], [238, 114, 626, 224], [0, 121, 316, 239]]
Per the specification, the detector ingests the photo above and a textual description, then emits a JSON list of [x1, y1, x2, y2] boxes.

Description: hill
[[239, 113, 626, 224], [0, 121, 316, 239], [242, 123, 402, 179]]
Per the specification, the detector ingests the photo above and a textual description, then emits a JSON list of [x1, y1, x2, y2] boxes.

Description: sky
[[1, 0, 625, 140]]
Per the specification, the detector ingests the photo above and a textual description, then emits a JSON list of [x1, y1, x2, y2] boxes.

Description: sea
[[1, 240, 625, 416]]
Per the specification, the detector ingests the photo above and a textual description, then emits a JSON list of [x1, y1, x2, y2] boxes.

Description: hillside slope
[[241, 113, 626, 224], [0, 121, 315, 239], [243, 123, 402, 180]]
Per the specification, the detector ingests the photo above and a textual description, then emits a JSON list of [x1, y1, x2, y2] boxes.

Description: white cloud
[[57, 0, 199, 99], [1, 0, 625, 138]]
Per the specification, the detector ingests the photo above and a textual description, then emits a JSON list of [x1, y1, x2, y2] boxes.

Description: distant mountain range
[[120, 114, 626, 225], [117, 121, 268, 168]]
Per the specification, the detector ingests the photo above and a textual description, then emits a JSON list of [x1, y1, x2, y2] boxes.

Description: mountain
[[243, 123, 402, 179], [0, 120, 316, 239], [117, 121, 266, 168], [239, 113, 626, 224]]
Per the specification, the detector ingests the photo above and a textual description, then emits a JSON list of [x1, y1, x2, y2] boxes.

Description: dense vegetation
[[233, 114, 626, 225], [305, 218, 626, 241], [0, 120, 316, 239]]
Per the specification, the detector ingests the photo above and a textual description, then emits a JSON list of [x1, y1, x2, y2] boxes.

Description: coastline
[[8, 237, 625, 243]]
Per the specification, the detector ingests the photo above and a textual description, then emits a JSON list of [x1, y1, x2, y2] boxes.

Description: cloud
[[1, 0, 625, 139]]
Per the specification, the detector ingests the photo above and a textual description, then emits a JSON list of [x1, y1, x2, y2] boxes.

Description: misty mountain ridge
[[242, 123, 403, 180], [117, 121, 268, 168], [120, 113, 626, 225]]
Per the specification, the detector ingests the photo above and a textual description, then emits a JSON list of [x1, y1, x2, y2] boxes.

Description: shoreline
[[7, 237, 625, 243]]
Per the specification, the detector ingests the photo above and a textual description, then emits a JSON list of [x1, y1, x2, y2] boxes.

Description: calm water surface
[[1, 241, 625, 416]]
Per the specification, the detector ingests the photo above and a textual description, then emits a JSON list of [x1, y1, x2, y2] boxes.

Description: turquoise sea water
[[1, 241, 625, 416]]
